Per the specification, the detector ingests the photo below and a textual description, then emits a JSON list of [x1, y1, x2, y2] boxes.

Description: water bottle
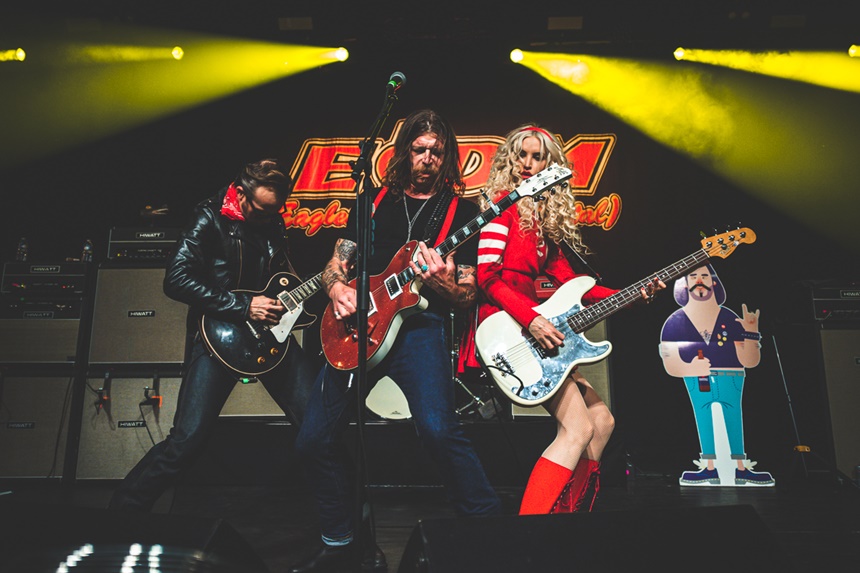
[[82, 239, 94, 262], [15, 237, 28, 261]]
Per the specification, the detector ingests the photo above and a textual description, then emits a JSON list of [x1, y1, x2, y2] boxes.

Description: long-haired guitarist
[[108, 159, 319, 512], [473, 125, 664, 515], [290, 110, 501, 573]]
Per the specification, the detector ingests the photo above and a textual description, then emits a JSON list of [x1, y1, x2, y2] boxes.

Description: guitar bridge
[[491, 353, 513, 377]]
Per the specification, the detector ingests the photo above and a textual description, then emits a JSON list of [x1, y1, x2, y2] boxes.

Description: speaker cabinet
[[0, 500, 267, 573], [511, 320, 612, 418], [397, 505, 791, 573], [76, 375, 181, 479], [0, 375, 73, 478], [0, 318, 81, 364], [820, 328, 860, 477], [88, 267, 187, 365]]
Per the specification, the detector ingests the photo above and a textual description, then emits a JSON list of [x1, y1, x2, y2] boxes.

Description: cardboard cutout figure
[[659, 264, 774, 487]]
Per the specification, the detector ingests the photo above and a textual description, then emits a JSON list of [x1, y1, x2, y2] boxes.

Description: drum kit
[[364, 310, 500, 421]]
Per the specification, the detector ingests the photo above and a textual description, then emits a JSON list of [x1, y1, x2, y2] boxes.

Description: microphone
[[386, 71, 406, 93]]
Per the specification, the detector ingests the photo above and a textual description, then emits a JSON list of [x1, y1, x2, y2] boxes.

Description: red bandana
[[221, 184, 245, 221]]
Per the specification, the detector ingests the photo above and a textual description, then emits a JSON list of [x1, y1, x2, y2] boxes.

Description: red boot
[[551, 459, 600, 513], [519, 457, 573, 515]]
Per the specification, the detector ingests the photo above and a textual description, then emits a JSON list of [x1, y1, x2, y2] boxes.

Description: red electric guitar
[[320, 164, 573, 371]]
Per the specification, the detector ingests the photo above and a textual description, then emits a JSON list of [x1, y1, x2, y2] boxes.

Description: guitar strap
[[433, 194, 458, 247]]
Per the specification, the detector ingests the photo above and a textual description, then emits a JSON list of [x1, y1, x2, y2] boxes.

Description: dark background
[[2, 1, 858, 482]]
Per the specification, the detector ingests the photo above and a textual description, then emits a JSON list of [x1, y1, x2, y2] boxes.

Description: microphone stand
[[348, 81, 400, 569]]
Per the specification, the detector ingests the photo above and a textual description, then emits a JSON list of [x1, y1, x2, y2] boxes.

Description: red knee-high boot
[[519, 457, 573, 515], [551, 459, 600, 514]]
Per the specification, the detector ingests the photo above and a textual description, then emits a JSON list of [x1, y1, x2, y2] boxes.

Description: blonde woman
[[474, 124, 662, 514]]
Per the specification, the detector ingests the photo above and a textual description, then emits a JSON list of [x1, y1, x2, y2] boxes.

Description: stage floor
[[2, 470, 859, 572]]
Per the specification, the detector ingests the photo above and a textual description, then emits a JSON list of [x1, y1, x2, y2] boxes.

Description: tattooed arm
[[323, 238, 357, 319], [450, 264, 477, 309], [412, 241, 477, 310]]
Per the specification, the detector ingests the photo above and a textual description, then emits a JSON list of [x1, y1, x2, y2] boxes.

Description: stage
[[2, 451, 859, 572]]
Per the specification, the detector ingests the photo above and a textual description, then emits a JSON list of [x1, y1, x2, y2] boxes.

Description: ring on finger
[[420, 264, 429, 272]]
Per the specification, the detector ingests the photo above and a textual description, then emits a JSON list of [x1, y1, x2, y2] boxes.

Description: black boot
[[288, 543, 355, 573]]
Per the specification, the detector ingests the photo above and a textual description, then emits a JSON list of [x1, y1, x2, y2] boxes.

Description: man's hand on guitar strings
[[249, 295, 285, 325]]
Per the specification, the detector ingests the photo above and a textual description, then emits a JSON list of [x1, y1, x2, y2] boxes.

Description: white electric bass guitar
[[476, 227, 756, 406]]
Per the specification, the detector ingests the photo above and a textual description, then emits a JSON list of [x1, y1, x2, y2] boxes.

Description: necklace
[[403, 194, 431, 241]]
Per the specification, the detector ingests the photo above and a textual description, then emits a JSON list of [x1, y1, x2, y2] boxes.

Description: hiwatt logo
[[6, 422, 36, 429], [118, 421, 147, 428], [23, 311, 54, 319], [128, 310, 156, 318], [283, 120, 620, 237], [29, 265, 60, 273], [135, 231, 166, 240]]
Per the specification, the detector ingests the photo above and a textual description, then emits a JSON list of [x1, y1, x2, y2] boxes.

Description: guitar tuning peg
[[699, 230, 706, 238]]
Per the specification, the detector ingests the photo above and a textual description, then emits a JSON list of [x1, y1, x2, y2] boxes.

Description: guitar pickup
[[384, 274, 402, 299]]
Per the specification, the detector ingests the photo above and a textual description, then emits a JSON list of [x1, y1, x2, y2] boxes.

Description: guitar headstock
[[516, 164, 573, 199], [701, 227, 757, 259]]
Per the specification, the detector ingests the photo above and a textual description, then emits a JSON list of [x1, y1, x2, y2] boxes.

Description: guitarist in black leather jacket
[[108, 158, 319, 511]]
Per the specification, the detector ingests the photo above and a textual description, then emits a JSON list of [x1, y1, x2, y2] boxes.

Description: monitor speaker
[[0, 375, 73, 478], [0, 500, 267, 573], [397, 504, 791, 573], [819, 327, 860, 478], [88, 267, 188, 365], [219, 380, 283, 417], [76, 375, 181, 479]]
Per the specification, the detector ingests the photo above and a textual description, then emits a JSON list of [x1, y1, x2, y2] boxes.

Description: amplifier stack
[[0, 261, 91, 478], [0, 262, 90, 365]]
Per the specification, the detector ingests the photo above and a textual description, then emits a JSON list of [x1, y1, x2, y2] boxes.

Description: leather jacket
[[164, 187, 291, 329]]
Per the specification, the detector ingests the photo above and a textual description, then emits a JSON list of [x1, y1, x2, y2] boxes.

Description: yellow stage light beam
[[0, 20, 347, 168], [0, 48, 26, 62], [673, 47, 860, 93], [514, 49, 860, 247]]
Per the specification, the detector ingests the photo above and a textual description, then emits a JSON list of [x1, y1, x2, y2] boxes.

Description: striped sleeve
[[477, 210, 541, 328]]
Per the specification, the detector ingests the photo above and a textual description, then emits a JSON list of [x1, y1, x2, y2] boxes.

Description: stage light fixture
[[510, 49, 524, 63], [512, 47, 860, 248], [0, 48, 26, 62], [1, 19, 347, 169], [670, 47, 860, 94], [850, 45, 858, 57]]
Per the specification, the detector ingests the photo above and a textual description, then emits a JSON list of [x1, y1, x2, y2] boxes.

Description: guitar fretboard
[[278, 273, 323, 311], [568, 249, 711, 333]]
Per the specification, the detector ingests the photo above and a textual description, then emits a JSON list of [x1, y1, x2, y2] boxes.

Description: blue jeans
[[108, 334, 317, 511], [295, 311, 501, 541], [683, 370, 746, 459]]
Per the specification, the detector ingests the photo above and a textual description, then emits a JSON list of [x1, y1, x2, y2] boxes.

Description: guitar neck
[[393, 190, 525, 288], [569, 248, 712, 333], [390, 165, 570, 292], [435, 190, 523, 259], [278, 272, 323, 311]]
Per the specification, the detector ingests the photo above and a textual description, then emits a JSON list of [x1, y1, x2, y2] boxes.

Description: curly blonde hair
[[482, 124, 588, 254]]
